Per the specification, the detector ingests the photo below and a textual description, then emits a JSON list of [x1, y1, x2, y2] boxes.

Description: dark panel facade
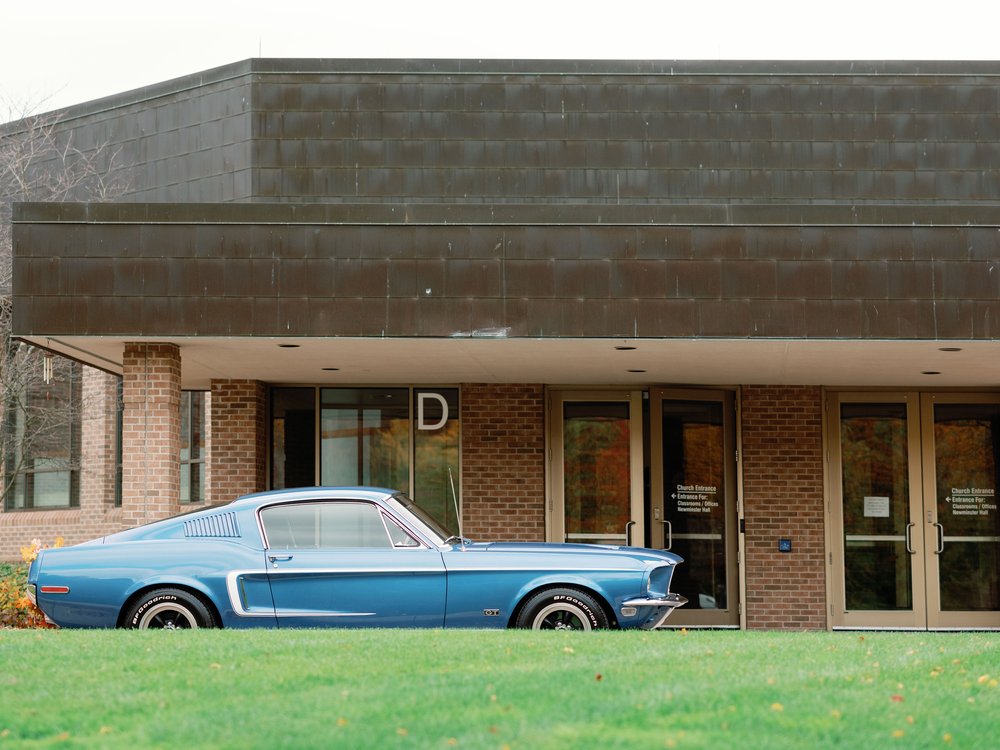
[[245, 61, 1000, 205], [0, 61, 255, 203], [13, 203, 1000, 341], [10, 60, 1000, 342], [5, 59, 1000, 208]]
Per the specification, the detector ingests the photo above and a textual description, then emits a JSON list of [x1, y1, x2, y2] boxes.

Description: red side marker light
[[40, 585, 70, 594]]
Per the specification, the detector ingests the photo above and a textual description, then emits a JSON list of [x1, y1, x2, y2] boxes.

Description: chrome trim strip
[[274, 611, 376, 618], [227, 570, 273, 617], [621, 593, 688, 629], [621, 593, 688, 609]]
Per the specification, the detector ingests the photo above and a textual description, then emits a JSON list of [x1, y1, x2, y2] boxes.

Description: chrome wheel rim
[[138, 602, 199, 630], [531, 602, 592, 631]]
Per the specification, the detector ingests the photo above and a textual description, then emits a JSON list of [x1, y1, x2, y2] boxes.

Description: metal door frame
[[827, 390, 1000, 630], [650, 387, 741, 628], [547, 389, 645, 547]]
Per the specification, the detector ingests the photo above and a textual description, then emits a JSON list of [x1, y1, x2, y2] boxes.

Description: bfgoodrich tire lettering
[[515, 588, 609, 631], [124, 588, 217, 630]]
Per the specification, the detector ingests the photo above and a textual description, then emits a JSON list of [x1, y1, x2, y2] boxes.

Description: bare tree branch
[[1, 105, 130, 507]]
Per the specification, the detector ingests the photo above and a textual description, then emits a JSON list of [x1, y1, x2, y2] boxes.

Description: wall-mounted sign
[[416, 392, 449, 430], [946, 487, 997, 517], [863, 496, 890, 518], [672, 484, 719, 513]]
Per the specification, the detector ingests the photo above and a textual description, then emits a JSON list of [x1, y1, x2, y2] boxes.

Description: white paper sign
[[863, 496, 890, 518]]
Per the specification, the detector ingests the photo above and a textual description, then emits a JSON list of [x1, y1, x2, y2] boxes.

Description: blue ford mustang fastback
[[27, 487, 685, 631]]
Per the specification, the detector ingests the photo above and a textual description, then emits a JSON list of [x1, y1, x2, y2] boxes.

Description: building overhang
[[20, 334, 998, 390], [12, 201, 1000, 390]]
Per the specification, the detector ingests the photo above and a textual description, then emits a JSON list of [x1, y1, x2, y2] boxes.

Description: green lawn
[[0, 629, 997, 749]]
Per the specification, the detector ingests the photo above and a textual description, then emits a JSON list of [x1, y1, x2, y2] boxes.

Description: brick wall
[[121, 343, 181, 527], [1, 367, 123, 559], [208, 379, 267, 503], [461, 384, 546, 541], [741, 385, 827, 630]]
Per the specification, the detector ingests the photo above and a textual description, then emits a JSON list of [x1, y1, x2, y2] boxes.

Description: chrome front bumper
[[622, 592, 688, 629]]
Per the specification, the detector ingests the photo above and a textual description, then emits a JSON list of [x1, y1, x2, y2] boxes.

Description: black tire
[[124, 588, 217, 630], [515, 587, 609, 631]]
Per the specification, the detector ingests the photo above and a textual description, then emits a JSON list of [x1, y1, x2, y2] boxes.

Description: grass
[[0, 629, 997, 749]]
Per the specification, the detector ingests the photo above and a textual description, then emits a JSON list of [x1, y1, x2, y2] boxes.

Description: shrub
[[0, 538, 62, 628]]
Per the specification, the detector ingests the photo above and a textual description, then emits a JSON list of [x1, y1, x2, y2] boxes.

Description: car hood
[[461, 541, 682, 565]]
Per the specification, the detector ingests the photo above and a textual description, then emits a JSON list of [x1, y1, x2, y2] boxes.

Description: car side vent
[[184, 512, 241, 538]]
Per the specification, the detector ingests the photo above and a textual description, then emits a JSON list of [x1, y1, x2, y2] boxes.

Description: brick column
[[461, 384, 546, 541], [79, 367, 123, 534], [121, 343, 181, 527], [741, 385, 826, 630], [208, 379, 267, 504]]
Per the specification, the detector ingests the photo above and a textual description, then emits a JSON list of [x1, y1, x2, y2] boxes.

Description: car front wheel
[[124, 588, 217, 630], [515, 588, 609, 631]]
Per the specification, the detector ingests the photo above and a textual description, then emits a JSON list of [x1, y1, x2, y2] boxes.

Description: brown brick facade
[[121, 343, 181, 527], [461, 384, 546, 541], [0, 368, 123, 558], [208, 379, 267, 503], [741, 385, 827, 630]]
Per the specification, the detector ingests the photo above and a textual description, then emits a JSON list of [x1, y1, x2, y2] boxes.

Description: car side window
[[261, 502, 392, 549], [383, 515, 423, 548]]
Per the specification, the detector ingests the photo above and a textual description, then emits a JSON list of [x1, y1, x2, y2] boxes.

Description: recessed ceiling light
[[922, 370, 941, 375], [938, 347, 962, 352], [278, 344, 300, 349]]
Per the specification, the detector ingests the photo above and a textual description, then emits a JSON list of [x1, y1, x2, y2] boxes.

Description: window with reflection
[[933, 403, 1000, 612], [3, 355, 81, 510], [260, 502, 392, 549], [840, 403, 912, 611], [269, 386, 461, 534], [180, 391, 205, 504], [321, 388, 410, 491]]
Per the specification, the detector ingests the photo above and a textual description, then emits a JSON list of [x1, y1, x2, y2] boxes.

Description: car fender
[[507, 572, 622, 620], [119, 574, 220, 615]]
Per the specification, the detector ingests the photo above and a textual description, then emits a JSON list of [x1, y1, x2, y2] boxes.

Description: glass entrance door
[[650, 389, 740, 627], [922, 395, 1000, 629], [549, 391, 644, 547], [829, 392, 1000, 630], [829, 394, 926, 628]]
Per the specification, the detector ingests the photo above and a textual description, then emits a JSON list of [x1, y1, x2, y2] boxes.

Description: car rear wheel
[[515, 588, 609, 631], [124, 588, 217, 630]]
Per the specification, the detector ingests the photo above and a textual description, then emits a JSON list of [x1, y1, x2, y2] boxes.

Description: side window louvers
[[183, 512, 241, 538]]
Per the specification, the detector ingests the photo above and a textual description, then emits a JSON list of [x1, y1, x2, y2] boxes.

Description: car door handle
[[268, 555, 293, 567]]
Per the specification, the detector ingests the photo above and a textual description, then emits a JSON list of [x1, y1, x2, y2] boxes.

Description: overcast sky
[[3, 0, 999, 119]]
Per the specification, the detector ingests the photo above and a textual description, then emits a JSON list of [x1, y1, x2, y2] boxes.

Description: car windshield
[[387, 494, 452, 545]]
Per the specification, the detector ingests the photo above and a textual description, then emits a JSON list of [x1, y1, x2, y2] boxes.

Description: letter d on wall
[[417, 392, 449, 430]]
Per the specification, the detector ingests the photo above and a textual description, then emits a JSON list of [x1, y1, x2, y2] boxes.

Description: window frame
[[2, 356, 82, 511], [179, 390, 206, 504]]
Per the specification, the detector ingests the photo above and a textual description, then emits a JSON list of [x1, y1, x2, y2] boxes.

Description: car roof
[[229, 486, 400, 507]]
